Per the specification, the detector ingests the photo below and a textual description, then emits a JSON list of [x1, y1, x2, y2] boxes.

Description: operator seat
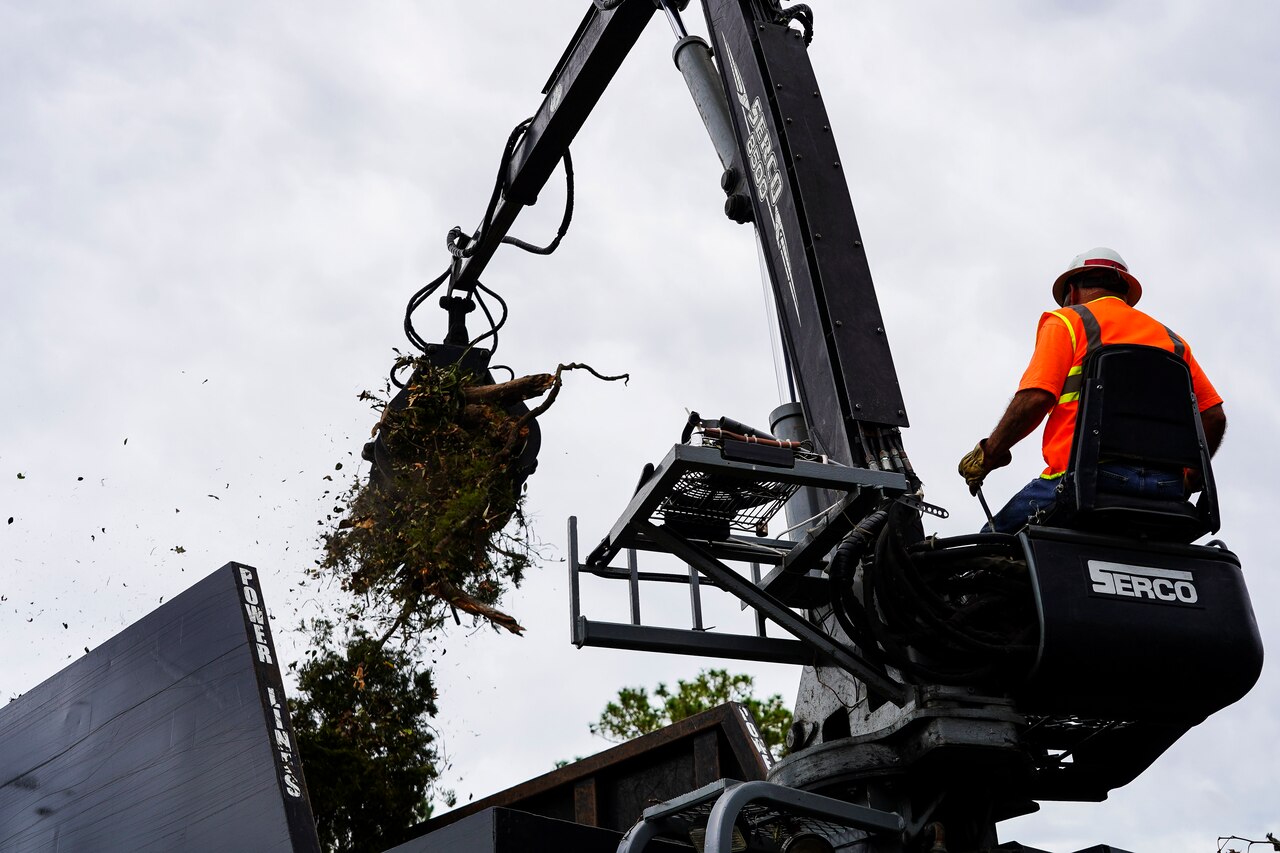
[[1007, 346, 1259, 801], [1043, 344, 1219, 542]]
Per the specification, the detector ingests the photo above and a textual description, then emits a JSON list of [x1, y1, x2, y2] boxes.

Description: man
[[958, 247, 1226, 534]]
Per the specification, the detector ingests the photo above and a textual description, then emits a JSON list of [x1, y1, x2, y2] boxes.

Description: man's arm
[[959, 312, 1069, 493], [958, 388, 1055, 493], [985, 388, 1056, 463], [1201, 403, 1226, 456]]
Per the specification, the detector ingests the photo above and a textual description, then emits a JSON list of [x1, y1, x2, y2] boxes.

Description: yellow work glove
[[958, 443, 988, 495], [958, 440, 1012, 496]]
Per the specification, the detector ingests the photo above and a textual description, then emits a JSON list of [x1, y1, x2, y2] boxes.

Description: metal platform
[[587, 444, 907, 568], [570, 442, 912, 705]]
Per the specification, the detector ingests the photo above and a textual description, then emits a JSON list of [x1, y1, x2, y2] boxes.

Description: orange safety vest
[[1038, 296, 1190, 478]]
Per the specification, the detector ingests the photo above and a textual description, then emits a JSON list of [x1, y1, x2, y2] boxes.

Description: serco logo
[[1088, 560, 1198, 605]]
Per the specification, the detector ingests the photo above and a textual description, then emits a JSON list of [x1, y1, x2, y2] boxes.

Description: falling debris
[[319, 358, 626, 645], [172, 545, 186, 554], [16, 473, 25, 480]]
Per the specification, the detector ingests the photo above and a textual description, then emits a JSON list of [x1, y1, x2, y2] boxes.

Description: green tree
[[289, 621, 452, 853], [590, 668, 793, 754]]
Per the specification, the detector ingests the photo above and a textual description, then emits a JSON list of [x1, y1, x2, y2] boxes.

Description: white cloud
[[2, 2, 1276, 851]]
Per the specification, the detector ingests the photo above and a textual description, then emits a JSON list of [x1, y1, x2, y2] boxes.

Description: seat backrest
[[1055, 344, 1219, 540]]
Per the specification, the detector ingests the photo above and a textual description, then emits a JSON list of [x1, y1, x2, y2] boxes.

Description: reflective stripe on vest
[[1059, 365, 1084, 403], [1041, 302, 1192, 478]]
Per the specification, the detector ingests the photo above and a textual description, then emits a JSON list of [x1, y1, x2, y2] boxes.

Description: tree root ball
[[318, 357, 627, 645]]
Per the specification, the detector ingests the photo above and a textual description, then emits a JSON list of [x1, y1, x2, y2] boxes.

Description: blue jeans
[[982, 464, 1184, 534]]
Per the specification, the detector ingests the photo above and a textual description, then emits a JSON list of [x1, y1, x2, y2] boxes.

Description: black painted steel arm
[[448, 2, 657, 295], [451, 0, 913, 474]]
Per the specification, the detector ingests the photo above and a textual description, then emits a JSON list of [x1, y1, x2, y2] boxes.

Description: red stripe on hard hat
[[1083, 257, 1128, 272]]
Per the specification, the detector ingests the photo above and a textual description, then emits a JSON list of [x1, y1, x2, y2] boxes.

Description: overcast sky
[[2, 2, 1277, 851]]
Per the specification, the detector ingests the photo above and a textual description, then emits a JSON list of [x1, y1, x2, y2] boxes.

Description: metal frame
[[617, 778, 904, 853], [448, 1, 657, 294], [641, 521, 906, 702], [569, 442, 910, 704], [445, 0, 911, 466], [589, 444, 907, 567], [701, 0, 910, 450], [570, 516, 812, 666]]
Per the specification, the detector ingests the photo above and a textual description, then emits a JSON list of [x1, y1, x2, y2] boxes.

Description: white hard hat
[[1051, 247, 1143, 307]]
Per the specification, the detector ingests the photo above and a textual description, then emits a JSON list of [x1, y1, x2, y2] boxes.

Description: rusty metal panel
[[415, 702, 773, 839], [385, 808, 687, 853]]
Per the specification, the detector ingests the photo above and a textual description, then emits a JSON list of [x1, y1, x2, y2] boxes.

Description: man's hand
[[957, 440, 1012, 495], [960, 390, 1053, 494]]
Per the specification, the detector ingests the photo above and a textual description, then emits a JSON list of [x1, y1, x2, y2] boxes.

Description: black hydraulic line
[[498, 148, 574, 256], [827, 507, 890, 668], [853, 422, 879, 470], [403, 268, 451, 356], [764, 0, 814, 45], [445, 119, 574, 270], [446, 118, 535, 263], [882, 529, 1017, 656], [890, 545, 1008, 651], [862, 518, 1003, 683], [639, 519, 908, 705], [860, 552, 930, 681], [468, 281, 509, 351], [909, 532, 1020, 551], [908, 543, 1023, 561], [424, 113, 571, 354], [870, 514, 1037, 683], [448, 1, 657, 294]]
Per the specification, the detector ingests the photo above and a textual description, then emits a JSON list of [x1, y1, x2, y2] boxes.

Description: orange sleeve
[[1184, 343, 1223, 411], [1018, 313, 1076, 397]]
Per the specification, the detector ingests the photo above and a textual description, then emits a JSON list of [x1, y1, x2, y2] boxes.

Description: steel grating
[[654, 468, 799, 536]]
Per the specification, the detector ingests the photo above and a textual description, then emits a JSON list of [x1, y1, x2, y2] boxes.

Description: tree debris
[[317, 357, 626, 647]]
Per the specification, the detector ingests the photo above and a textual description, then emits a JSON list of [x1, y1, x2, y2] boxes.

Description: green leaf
[[591, 668, 793, 754]]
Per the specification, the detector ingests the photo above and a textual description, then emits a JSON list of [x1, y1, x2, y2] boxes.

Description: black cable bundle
[[831, 504, 1038, 687], [403, 117, 576, 371], [764, 0, 814, 45]]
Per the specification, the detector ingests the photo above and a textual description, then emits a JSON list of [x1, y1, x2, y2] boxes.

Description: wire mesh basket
[[653, 468, 800, 537]]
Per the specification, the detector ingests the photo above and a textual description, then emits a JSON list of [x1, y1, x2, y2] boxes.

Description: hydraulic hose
[[828, 506, 891, 667], [832, 503, 1037, 686]]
